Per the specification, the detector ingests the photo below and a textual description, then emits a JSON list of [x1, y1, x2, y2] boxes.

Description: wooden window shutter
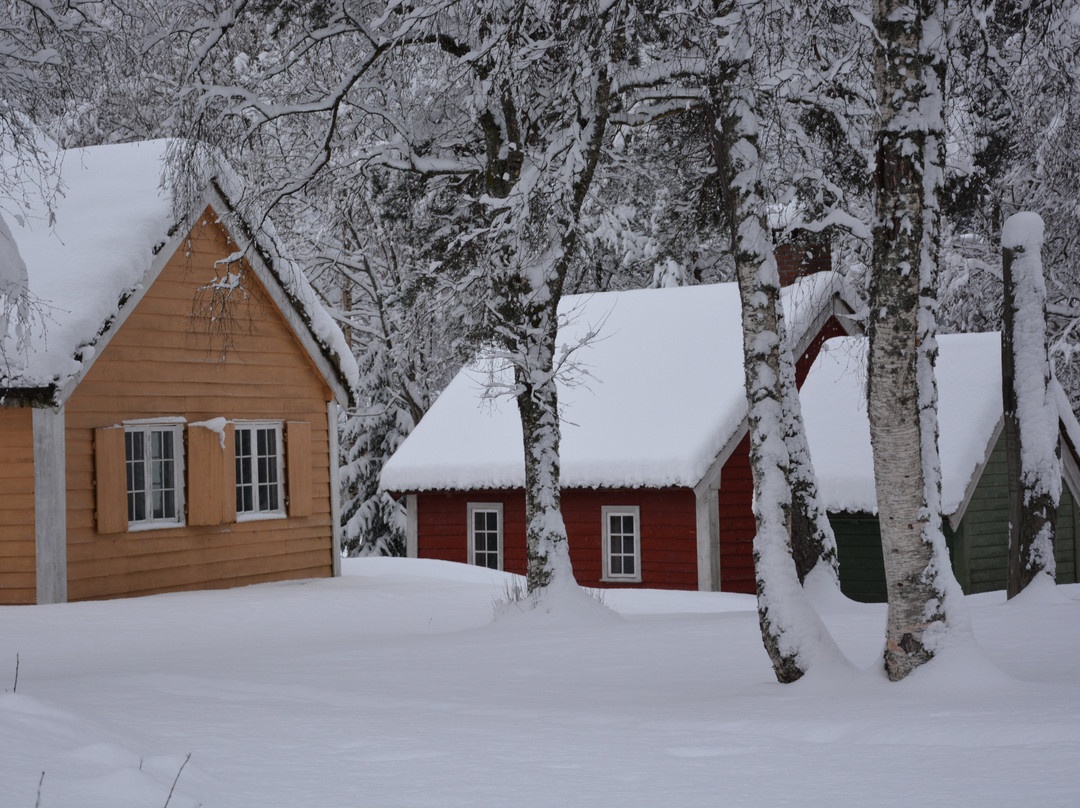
[[94, 426, 127, 534], [222, 421, 237, 524], [286, 421, 312, 517], [187, 424, 226, 526]]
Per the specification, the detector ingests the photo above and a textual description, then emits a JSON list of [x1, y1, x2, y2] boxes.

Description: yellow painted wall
[[63, 207, 335, 600]]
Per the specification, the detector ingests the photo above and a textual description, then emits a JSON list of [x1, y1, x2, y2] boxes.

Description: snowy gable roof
[[801, 331, 1080, 520], [381, 272, 849, 492], [0, 139, 357, 405]]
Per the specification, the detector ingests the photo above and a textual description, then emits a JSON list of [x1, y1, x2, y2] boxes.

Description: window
[[602, 506, 641, 582], [234, 422, 285, 518], [468, 503, 503, 570], [125, 422, 184, 528]]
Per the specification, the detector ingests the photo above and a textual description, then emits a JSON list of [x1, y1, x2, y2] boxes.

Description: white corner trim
[[328, 401, 342, 577], [949, 415, 1005, 531], [694, 424, 744, 499], [33, 407, 67, 604], [1061, 435, 1080, 507], [405, 494, 418, 558], [695, 487, 720, 591]]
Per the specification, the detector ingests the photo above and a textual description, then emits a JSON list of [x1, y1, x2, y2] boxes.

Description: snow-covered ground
[[2, 558, 1078, 807]]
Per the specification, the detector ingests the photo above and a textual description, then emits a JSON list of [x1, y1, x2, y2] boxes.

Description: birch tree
[[868, 0, 966, 681], [702, 0, 845, 682]]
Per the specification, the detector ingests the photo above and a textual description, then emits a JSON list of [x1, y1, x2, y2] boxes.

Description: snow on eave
[[203, 182, 359, 408], [947, 415, 1004, 531], [1052, 380, 1080, 503], [46, 196, 204, 408]]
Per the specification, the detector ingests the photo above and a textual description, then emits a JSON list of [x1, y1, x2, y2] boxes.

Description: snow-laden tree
[[173, 0, 679, 593], [1001, 212, 1060, 597], [868, 0, 968, 681], [942, 1, 1080, 417], [687, 0, 850, 682]]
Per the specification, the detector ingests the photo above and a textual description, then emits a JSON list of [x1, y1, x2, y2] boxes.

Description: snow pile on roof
[[802, 332, 1008, 516], [381, 272, 846, 492], [1, 141, 175, 390], [0, 140, 358, 401]]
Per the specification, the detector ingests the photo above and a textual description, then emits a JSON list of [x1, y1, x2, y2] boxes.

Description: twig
[[13, 653, 18, 693], [163, 753, 191, 808], [34, 771, 44, 808]]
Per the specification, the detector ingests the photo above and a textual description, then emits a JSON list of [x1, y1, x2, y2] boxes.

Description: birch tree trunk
[[713, 79, 843, 682], [869, 0, 962, 681], [1001, 212, 1060, 598], [780, 343, 841, 587]]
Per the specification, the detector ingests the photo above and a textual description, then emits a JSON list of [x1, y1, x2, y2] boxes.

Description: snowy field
[[2, 558, 1078, 808]]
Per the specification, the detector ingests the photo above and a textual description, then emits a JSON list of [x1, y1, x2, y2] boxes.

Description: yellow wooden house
[[0, 141, 356, 604]]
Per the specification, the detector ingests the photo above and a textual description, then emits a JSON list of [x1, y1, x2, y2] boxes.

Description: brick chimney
[[775, 230, 831, 286]]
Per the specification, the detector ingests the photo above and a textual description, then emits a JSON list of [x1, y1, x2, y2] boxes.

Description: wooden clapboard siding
[[717, 434, 756, 594], [0, 408, 37, 604], [833, 429, 1080, 600], [717, 317, 848, 595], [62, 207, 336, 601], [1055, 486, 1077, 584], [416, 487, 698, 589], [831, 514, 959, 603], [830, 514, 886, 602]]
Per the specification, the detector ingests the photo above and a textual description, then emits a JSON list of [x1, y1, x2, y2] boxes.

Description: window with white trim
[[234, 421, 285, 518], [125, 421, 184, 528], [468, 502, 503, 570], [602, 505, 641, 582]]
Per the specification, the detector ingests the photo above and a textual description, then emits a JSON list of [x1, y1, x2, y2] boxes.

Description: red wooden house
[[382, 246, 859, 592]]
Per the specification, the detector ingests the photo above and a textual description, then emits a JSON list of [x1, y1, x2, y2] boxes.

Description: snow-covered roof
[[802, 332, 1080, 519], [381, 272, 851, 492], [0, 139, 358, 405]]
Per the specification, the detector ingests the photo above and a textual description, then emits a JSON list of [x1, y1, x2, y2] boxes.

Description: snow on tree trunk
[[718, 84, 844, 683], [1001, 212, 1060, 598], [515, 329, 574, 591], [869, 0, 967, 681], [0, 212, 31, 353]]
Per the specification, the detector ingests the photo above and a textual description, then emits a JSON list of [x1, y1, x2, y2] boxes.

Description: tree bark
[[869, 0, 958, 681], [712, 79, 842, 682], [781, 341, 840, 586]]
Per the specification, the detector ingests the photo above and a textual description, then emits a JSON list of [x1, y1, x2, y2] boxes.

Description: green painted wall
[[831, 432, 1078, 602]]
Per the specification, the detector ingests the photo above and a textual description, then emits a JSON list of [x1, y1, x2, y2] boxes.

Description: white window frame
[[467, 502, 503, 571], [234, 420, 286, 521], [602, 505, 641, 582], [124, 418, 185, 531]]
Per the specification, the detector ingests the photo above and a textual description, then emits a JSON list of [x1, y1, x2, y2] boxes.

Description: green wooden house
[[802, 333, 1080, 602]]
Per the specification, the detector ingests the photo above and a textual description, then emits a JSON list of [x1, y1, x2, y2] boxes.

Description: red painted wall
[[717, 316, 849, 593], [416, 487, 698, 589]]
